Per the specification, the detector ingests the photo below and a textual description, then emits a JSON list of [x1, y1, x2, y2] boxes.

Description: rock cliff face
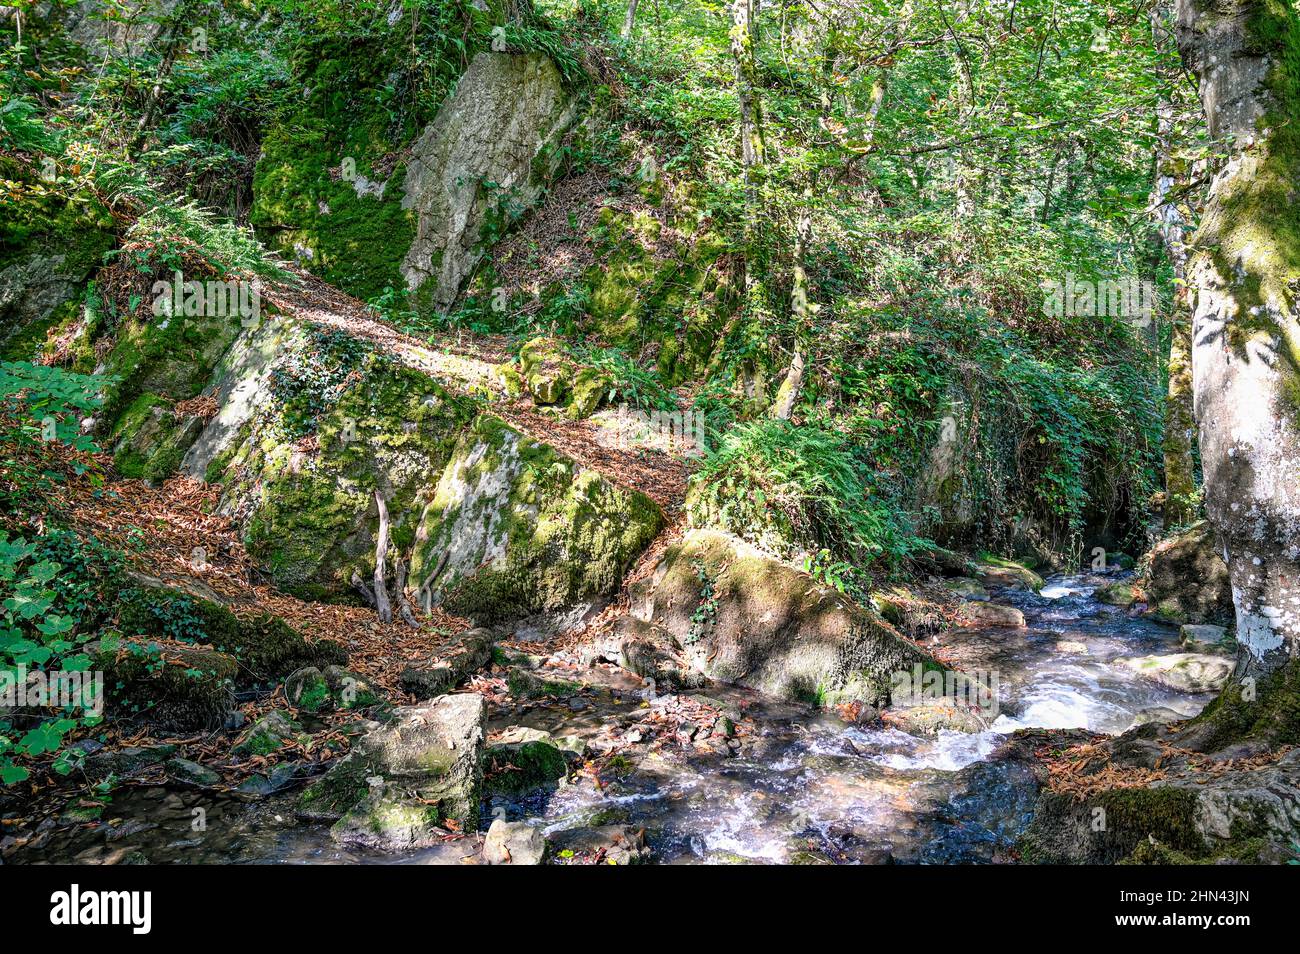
[[401, 52, 577, 311]]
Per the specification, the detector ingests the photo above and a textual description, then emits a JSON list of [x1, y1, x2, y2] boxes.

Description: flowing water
[[19, 571, 1211, 865]]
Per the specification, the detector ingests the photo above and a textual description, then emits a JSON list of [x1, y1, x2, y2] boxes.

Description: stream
[[21, 570, 1211, 865]]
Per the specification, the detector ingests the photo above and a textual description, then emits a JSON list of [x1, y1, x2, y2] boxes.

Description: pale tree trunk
[[1175, 0, 1300, 674], [622, 0, 639, 38], [1150, 2, 1199, 527], [771, 201, 813, 420], [730, 0, 766, 177], [712, 0, 769, 389]]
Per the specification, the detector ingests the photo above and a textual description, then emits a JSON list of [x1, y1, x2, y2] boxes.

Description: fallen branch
[[373, 491, 393, 624]]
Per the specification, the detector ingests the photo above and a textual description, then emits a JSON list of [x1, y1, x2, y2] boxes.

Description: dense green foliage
[[0, 0, 1209, 782]]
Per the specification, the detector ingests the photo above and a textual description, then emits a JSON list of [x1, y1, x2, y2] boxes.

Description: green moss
[[1184, 656, 1300, 749], [99, 309, 241, 431], [412, 414, 663, 623], [219, 346, 474, 597], [297, 754, 371, 821], [93, 638, 237, 732], [246, 11, 486, 302], [483, 739, 568, 793]]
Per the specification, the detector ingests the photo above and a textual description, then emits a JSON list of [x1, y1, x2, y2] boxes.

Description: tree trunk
[[729, 0, 766, 176], [622, 0, 639, 38], [771, 202, 814, 420], [1151, 1, 1199, 527], [1175, 0, 1300, 673]]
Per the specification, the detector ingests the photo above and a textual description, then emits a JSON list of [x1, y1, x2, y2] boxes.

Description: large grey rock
[[1022, 748, 1300, 864], [401, 52, 576, 310], [629, 529, 934, 707], [310, 694, 486, 850]]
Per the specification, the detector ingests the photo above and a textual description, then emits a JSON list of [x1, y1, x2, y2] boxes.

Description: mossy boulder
[[109, 392, 207, 482], [519, 336, 571, 406], [517, 337, 613, 418], [1020, 753, 1300, 865], [583, 205, 729, 386], [0, 155, 116, 359], [96, 307, 244, 437], [92, 637, 237, 732], [409, 414, 663, 624], [117, 572, 346, 683], [971, 556, 1045, 592], [628, 529, 936, 707], [208, 333, 473, 598], [483, 726, 568, 794], [1114, 653, 1234, 694], [233, 710, 303, 757], [247, 14, 445, 300], [284, 666, 332, 713], [1142, 521, 1234, 626], [1094, 580, 1138, 607], [312, 693, 487, 850]]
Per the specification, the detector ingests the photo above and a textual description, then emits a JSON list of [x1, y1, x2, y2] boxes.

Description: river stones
[[232, 710, 303, 757], [1094, 581, 1138, 607], [548, 824, 652, 865], [971, 558, 1045, 592], [303, 693, 486, 850], [611, 617, 706, 692], [482, 819, 548, 865], [1114, 653, 1233, 694], [483, 726, 568, 794], [944, 577, 989, 601], [884, 703, 990, 736], [961, 601, 1026, 628], [1179, 623, 1232, 654], [165, 757, 221, 787]]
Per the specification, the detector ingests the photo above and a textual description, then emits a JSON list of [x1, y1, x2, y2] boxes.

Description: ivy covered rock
[[92, 637, 237, 732], [307, 693, 487, 850], [410, 414, 662, 623], [1142, 521, 1233, 626], [628, 529, 935, 707], [117, 572, 345, 682]]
